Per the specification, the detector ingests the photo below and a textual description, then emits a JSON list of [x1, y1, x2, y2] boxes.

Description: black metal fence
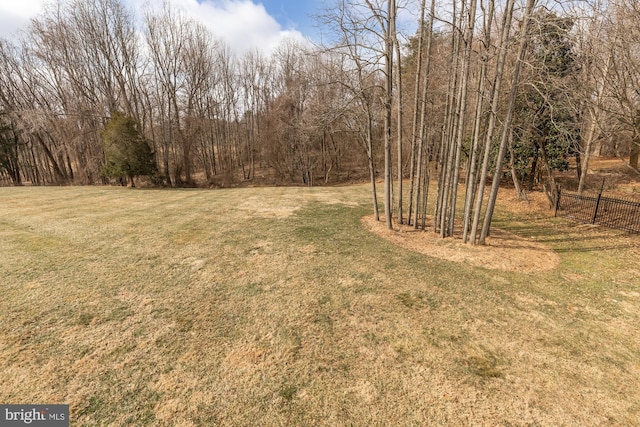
[[555, 190, 640, 233]]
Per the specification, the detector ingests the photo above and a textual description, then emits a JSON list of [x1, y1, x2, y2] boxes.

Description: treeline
[[0, 0, 369, 188], [1, 0, 639, 243]]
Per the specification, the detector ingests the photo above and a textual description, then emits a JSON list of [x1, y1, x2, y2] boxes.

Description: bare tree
[[145, 3, 188, 185], [469, 0, 516, 245], [479, 0, 538, 244], [409, 0, 437, 229], [462, 0, 494, 242], [602, 0, 640, 172]]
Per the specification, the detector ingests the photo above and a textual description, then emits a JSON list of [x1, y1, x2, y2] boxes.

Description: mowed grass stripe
[[0, 185, 639, 426]]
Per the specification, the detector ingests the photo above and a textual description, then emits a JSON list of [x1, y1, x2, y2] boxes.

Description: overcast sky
[[0, 0, 321, 55]]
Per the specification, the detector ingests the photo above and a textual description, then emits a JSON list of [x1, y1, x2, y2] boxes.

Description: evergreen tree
[[102, 112, 156, 187], [512, 12, 579, 197]]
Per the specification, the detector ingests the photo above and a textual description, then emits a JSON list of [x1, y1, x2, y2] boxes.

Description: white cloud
[[0, 0, 308, 56], [149, 0, 307, 55], [0, 0, 48, 38]]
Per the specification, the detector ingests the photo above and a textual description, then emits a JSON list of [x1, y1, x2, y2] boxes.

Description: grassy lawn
[[1, 184, 639, 426]]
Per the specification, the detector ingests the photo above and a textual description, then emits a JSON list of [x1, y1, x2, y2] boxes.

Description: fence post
[[592, 179, 605, 224], [592, 193, 602, 224], [555, 187, 561, 217]]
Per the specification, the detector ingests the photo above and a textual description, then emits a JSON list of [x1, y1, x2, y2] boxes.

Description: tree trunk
[[479, 0, 537, 245], [367, 111, 379, 221], [383, 0, 395, 229], [394, 16, 404, 224], [437, 0, 463, 237], [413, 0, 436, 229], [35, 133, 67, 184], [631, 110, 640, 171], [368, 146, 380, 222], [527, 146, 538, 191], [579, 55, 610, 194], [630, 131, 639, 171], [420, 137, 430, 230], [448, 0, 477, 237], [539, 138, 558, 208], [470, 0, 515, 245], [407, 0, 428, 226], [462, 51, 489, 243], [509, 130, 526, 200]]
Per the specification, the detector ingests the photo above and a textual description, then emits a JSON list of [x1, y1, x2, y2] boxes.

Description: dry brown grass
[[1, 184, 639, 426], [362, 213, 560, 273]]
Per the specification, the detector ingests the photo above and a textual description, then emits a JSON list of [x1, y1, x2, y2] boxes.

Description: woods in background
[[1, 0, 639, 243]]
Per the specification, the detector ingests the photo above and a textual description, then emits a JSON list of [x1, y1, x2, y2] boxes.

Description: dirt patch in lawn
[[362, 215, 559, 273]]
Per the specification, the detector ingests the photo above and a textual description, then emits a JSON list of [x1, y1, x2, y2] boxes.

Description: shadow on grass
[[499, 217, 640, 253]]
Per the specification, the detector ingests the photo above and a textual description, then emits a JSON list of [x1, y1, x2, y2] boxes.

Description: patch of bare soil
[[362, 214, 560, 273]]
